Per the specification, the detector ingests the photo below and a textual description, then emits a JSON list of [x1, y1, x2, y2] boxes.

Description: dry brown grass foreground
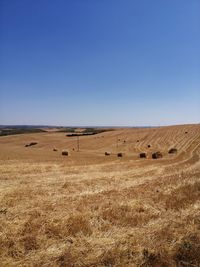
[[0, 124, 200, 267]]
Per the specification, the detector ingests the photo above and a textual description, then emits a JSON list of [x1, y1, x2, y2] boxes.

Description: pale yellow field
[[0, 124, 200, 266]]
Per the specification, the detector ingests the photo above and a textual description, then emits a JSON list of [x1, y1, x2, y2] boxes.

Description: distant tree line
[[0, 128, 45, 136], [66, 128, 113, 137]]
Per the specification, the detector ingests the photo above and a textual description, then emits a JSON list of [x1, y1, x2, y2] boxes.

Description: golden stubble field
[[0, 124, 200, 267]]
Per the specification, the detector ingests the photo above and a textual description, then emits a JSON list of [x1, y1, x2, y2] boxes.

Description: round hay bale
[[105, 152, 111, 156], [139, 152, 147, 158], [137, 140, 139, 142], [168, 148, 177, 154], [53, 148, 57, 151], [152, 151, 163, 159], [117, 152, 123, 157], [185, 131, 188, 134], [62, 150, 68, 156], [148, 145, 151, 148]]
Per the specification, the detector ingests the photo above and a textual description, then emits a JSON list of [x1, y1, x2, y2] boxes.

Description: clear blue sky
[[0, 0, 199, 126]]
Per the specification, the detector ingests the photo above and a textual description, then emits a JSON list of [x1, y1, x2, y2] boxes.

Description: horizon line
[[0, 123, 199, 128]]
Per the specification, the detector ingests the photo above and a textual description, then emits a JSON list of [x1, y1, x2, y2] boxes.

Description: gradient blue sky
[[0, 0, 199, 126]]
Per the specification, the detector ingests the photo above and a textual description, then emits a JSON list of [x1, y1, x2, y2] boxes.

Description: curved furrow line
[[180, 131, 200, 152], [163, 138, 200, 172]]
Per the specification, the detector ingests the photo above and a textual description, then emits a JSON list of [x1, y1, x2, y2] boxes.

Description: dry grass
[[0, 124, 200, 266]]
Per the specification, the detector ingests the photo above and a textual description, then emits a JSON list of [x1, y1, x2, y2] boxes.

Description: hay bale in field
[[140, 152, 147, 158], [117, 152, 123, 157], [168, 148, 177, 154], [148, 144, 151, 148], [62, 150, 68, 156], [137, 140, 139, 142], [105, 152, 111, 156], [185, 131, 188, 134], [152, 151, 163, 159], [53, 148, 57, 151]]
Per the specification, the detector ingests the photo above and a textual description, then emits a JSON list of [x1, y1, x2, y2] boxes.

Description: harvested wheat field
[[0, 124, 200, 267]]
